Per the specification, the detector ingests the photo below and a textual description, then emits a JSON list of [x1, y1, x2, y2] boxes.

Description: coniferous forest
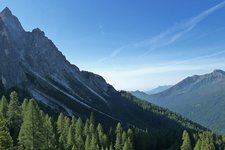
[[0, 91, 225, 150]]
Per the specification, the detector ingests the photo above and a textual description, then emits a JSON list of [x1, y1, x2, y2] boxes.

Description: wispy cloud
[[98, 1, 225, 61], [96, 49, 225, 79], [142, 0, 225, 55]]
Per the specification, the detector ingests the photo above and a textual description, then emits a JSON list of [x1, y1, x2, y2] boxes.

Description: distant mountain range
[[131, 70, 225, 133], [146, 85, 172, 95], [130, 85, 172, 100], [0, 6, 206, 140]]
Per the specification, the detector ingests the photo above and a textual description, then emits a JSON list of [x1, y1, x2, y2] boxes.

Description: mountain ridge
[[146, 69, 225, 133]]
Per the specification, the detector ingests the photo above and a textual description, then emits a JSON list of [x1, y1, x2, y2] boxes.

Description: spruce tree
[[75, 118, 84, 150], [90, 112, 95, 125], [127, 129, 133, 143], [84, 119, 90, 137], [6, 91, 22, 143], [122, 131, 127, 146], [85, 134, 91, 150], [43, 115, 56, 150], [58, 116, 70, 149], [21, 98, 28, 117], [18, 99, 45, 149], [76, 135, 84, 150], [0, 119, 13, 149], [67, 117, 76, 149], [0, 96, 8, 119], [181, 130, 192, 150], [115, 123, 123, 150], [90, 134, 99, 150]]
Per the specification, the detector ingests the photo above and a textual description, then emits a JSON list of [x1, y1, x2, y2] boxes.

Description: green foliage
[[6, 91, 22, 143], [1, 91, 225, 150], [0, 118, 13, 149], [0, 96, 8, 119], [193, 132, 216, 150], [181, 130, 192, 150], [18, 99, 45, 149], [43, 115, 56, 150]]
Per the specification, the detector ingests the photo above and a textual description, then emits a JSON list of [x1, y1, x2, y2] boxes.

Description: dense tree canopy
[[0, 91, 224, 150]]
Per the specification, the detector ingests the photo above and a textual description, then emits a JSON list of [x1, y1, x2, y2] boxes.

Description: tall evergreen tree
[[6, 91, 22, 143], [67, 116, 76, 149], [90, 134, 99, 150], [85, 134, 91, 150], [0, 96, 8, 119], [75, 118, 84, 150], [181, 130, 192, 150], [115, 123, 123, 150], [90, 112, 95, 125], [0, 119, 13, 149], [127, 129, 133, 143], [58, 116, 70, 149], [43, 115, 56, 150], [21, 98, 28, 117], [84, 119, 90, 137], [18, 99, 45, 149]]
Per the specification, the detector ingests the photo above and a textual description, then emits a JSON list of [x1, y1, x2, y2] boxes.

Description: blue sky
[[1, 0, 225, 90]]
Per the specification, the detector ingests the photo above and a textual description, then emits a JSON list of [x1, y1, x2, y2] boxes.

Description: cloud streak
[[142, 0, 225, 55], [98, 1, 225, 61], [97, 49, 225, 78]]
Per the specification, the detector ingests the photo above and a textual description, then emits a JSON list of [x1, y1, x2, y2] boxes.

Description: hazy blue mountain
[[146, 85, 173, 95], [147, 69, 225, 133], [130, 90, 151, 101], [0, 7, 206, 134], [130, 85, 172, 101]]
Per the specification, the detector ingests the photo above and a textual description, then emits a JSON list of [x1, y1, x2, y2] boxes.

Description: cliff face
[[0, 7, 116, 118]]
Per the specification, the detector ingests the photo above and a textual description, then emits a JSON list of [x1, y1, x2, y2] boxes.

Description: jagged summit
[[32, 28, 45, 36], [0, 7, 25, 41], [0, 7, 12, 17], [212, 69, 225, 76]]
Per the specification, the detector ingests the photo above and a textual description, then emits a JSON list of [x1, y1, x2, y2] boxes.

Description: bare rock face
[[0, 7, 116, 117]]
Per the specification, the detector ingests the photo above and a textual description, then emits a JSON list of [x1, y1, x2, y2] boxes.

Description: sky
[[1, 0, 225, 91]]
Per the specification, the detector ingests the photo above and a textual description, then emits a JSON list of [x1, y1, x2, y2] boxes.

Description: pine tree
[[0, 119, 13, 149], [84, 119, 90, 137], [90, 134, 99, 150], [43, 115, 56, 150], [90, 112, 95, 125], [18, 99, 45, 149], [89, 123, 95, 136], [181, 130, 192, 150], [122, 131, 127, 146], [6, 91, 22, 143], [67, 117, 76, 149], [126, 138, 133, 150], [97, 123, 104, 146], [75, 118, 84, 150], [115, 123, 123, 150], [127, 129, 133, 143], [76, 135, 84, 150], [58, 115, 70, 149], [0, 96, 8, 120], [21, 98, 28, 117], [194, 132, 216, 150], [194, 139, 201, 150], [85, 134, 91, 150]]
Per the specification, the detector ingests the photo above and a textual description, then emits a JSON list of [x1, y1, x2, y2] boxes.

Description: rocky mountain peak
[[0, 7, 25, 41], [32, 28, 45, 37], [212, 69, 225, 76], [0, 7, 12, 17]]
